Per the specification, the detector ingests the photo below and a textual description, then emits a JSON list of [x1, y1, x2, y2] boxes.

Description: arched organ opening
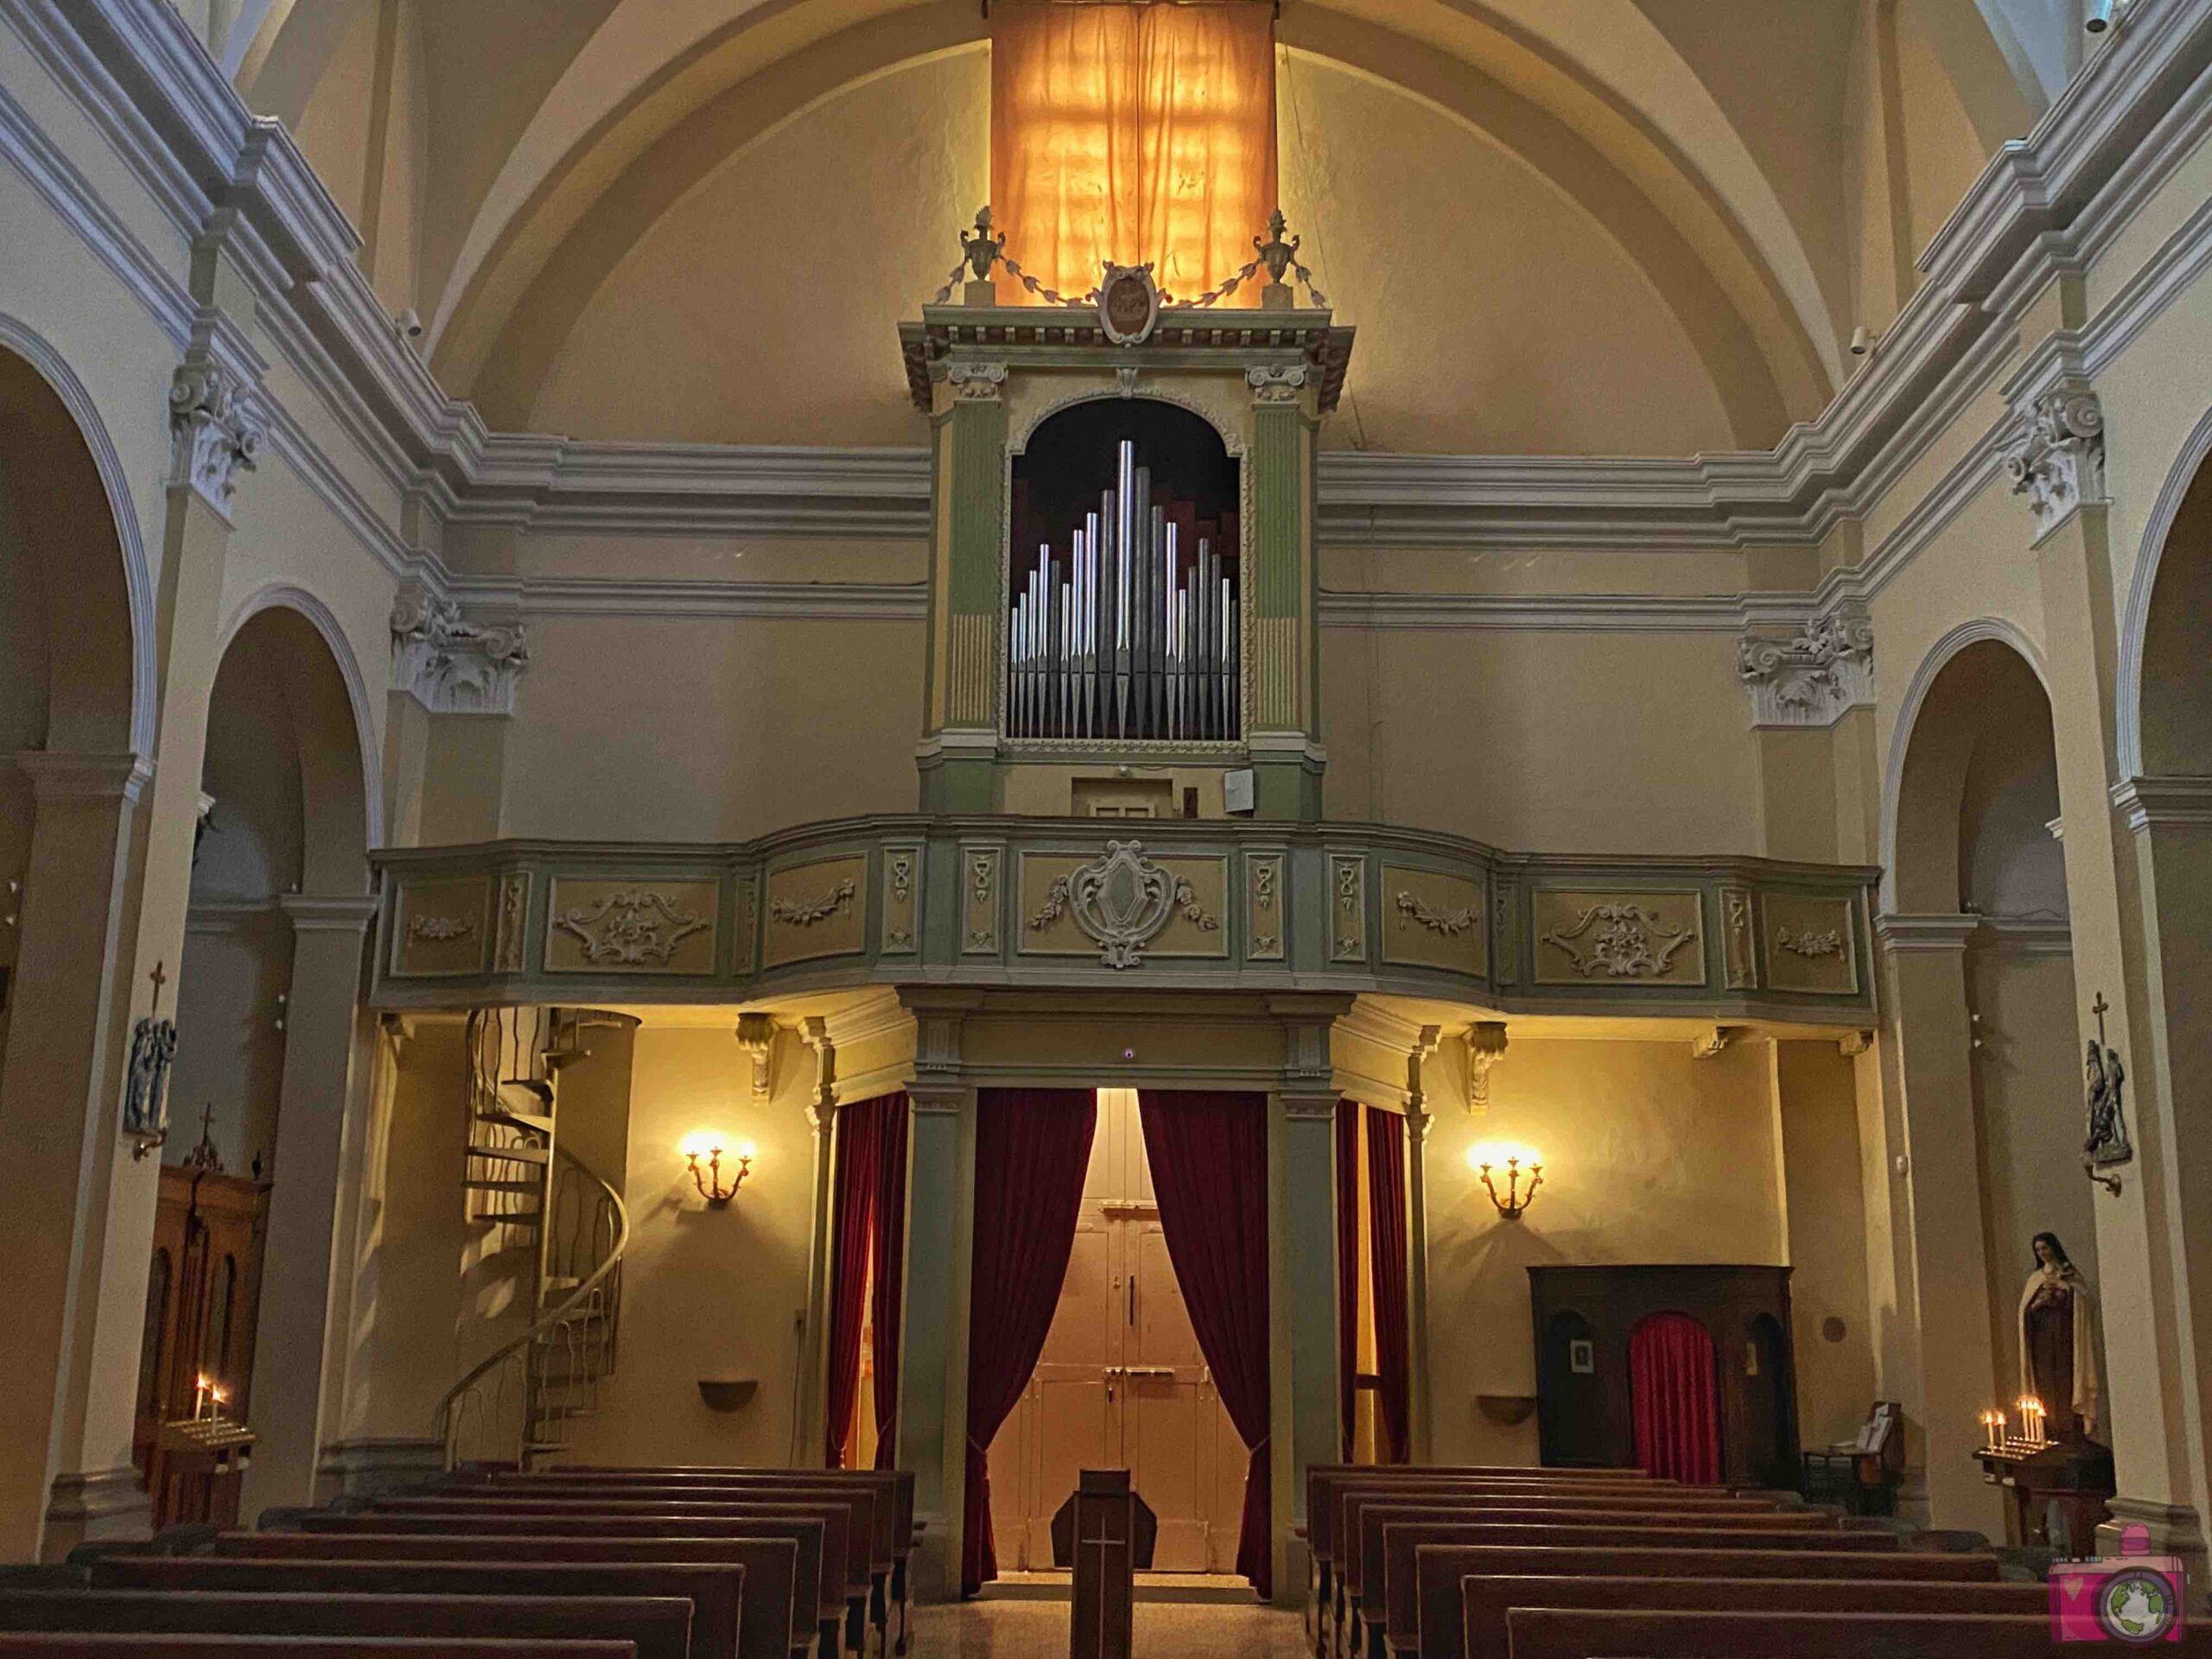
[[1007, 402, 1241, 743]]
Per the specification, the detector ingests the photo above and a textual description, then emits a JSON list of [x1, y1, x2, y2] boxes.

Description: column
[[1246, 371, 1325, 820], [2033, 483, 2209, 1579], [0, 753, 150, 1559], [239, 893, 376, 1513], [1403, 1027, 1442, 1462], [917, 369, 1007, 815], [1873, 912, 2003, 1533], [899, 1080, 973, 1601]]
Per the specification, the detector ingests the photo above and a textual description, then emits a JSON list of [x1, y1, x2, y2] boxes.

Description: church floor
[[913, 1598, 1307, 1656]]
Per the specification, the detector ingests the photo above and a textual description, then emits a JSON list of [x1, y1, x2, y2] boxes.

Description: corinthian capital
[[2001, 378, 2105, 539], [168, 359, 264, 513]]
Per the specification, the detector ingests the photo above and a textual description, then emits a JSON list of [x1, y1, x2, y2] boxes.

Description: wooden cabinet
[[133, 1161, 269, 1528], [1529, 1264, 1800, 1489]]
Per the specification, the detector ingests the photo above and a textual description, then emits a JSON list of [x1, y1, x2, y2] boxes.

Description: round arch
[[2118, 403, 2212, 782], [1879, 616, 2053, 914], [0, 313, 156, 760], [214, 584, 383, 874]]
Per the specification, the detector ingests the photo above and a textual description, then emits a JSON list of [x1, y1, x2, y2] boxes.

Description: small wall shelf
[[696, 1378, 759, 1413]]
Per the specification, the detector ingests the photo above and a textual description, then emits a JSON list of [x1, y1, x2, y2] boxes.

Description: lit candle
[[1980, 1410, 1997, 1451], [1993, 1410, 2005, 1448], [193, 1373, 210, 1421]]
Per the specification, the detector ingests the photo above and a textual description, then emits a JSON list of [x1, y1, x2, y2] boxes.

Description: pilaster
[[243, 893, 378, 1516], [1403, 1025, 1442, 1463]]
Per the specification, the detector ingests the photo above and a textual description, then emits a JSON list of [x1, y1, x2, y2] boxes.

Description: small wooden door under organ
[[990, 1090, 1247, 1572], [135, 1160, 269, 1527]]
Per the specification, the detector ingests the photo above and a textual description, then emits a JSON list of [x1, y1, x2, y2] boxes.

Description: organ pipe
[[1007, 438, 1241, 742]]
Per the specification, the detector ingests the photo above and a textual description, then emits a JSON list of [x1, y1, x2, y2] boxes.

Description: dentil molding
[[390, 580, 530, 715], [1737, 610, 1874, 728]]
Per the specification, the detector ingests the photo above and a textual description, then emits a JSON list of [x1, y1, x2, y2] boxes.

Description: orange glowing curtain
[[990, 1, 1277, 304]]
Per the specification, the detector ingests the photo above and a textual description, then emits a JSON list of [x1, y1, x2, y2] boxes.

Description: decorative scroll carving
[[947, 361, 1008, 401], [168, 359, 264, 512], [771, 879, 857, 926], [1248, 853, 1284, 959], [1777, 925, 1844, 958], [1395, 891, 1479, 936], [554, 890, 709, 965], [2002, 379, 2105, 538], [391, 581, 531, 715], [734, 1011, 777, 1101], [1465, 1021, 1509, 1114], [963, 847, 1001, 955], [408, 914, 474, 943], [1247, 365, 1308, 405], [493, 873, 528, 973], [882, 849, 918, 953], [1541, 902, 1697, 979], [1029, 841, 1217, 970], [1721, 886, 1756, 990], [1331, 855, 1366, 962], [1738, 612, 1874, 728]]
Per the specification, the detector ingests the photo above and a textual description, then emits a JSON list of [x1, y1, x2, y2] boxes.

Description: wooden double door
[[988, 1090, 1248, 1573]]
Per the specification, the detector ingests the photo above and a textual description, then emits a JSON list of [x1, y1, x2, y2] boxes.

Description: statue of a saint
[[2018, 1231, 2100, 1440]]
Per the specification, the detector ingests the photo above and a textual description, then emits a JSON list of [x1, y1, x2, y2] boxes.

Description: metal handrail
[[433, 1145, 628, 1467]]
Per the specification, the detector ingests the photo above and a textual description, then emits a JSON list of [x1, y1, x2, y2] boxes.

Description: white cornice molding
[[2110, 774, 2212, 831], [1875, 912, 1982, 952], [444, 575, 929, 622]]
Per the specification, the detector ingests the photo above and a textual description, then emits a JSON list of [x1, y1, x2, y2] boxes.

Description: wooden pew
[[207, 1534, 801, 1659], [1329, 1485, 1807, 1653], [289, 1512, 830, 1659], [1343, 1502, 1831, 1656], [1305, 1469, 1690, 1647], [1411, 1545, 2005, 1659], [0, 1640, 636, 1657], [369, 1495, 868, 1656], [1452, 1575, 2045, 1659], [88, 1557, 742, 1659], [473, 1475, 894, 1645], [0, 1591, 691, 1659], [1503, 1607, 2212, 1659]]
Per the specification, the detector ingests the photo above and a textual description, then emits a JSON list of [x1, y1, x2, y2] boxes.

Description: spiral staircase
[[435, 1006, 629, 1469]]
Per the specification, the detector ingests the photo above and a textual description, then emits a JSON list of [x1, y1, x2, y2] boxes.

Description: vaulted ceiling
[[226, 0, 2075, 453]]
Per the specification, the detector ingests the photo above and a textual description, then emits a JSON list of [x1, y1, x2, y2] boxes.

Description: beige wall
[[563, 1024, 820, 1467], [1419, 1036, 1789, 1465], [1771, 1039, 1879, 1452]]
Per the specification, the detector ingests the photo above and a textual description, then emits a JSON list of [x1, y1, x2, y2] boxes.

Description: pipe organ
[[1007, 438, 1240, 743]]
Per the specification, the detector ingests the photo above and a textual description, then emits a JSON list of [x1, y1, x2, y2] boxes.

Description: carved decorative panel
[[391, 878, 492, 978], [762, 855, 868, 968], [1763, 893, 1860, 995], [1329, 854, 1367, 963], [493, 871, 530, 975], [1020, 846, 1227, 967], [543, 879, 718, 975], [962, 844, 1002, 956], [1246, 851, 1286, 961], [1533, 890, 1706, 986], [1720, 885, 1757, 991], [1382, 864, 1488, 976], [880, 845, 923, 957], [1492, 876, 1521, 984]]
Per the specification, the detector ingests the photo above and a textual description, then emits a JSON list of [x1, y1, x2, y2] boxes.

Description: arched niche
[[2133, 442, 2212, 783], [173, 601, 372, 1176]]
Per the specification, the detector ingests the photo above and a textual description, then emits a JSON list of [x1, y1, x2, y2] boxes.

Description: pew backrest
[[1326, 1478, 1732, 1568], [293, 1515, 833, 1633], [526, 1470, 917, 1556], [1450, 1574, 2046, 1659], [1503, 1608, 2191, 1659], [1305, 1468, 1652, 1559], [0, 1638, 637, 1657], [0, 1590, 690, 1659], [211, 1535, 799, 1659], [484, 1479, 893, 1575], [87, 1557, 742, 1659]]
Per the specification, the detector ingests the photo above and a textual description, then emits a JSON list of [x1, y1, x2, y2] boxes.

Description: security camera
[[394, 308, 424, 340], [1850, 324, 1875, 358], [2085, 0, 2129, 34]]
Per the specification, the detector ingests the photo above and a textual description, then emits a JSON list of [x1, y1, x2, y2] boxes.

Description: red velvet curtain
[[861, 1093, 911, 1470], [1364, 1105, 1411, 1465], [823, 1103, 883, 1467], [1628, 1311, 1722, 1484], [1137, 1090, 1273, 1599], [1334, 1101, 1361, 1459], [963, 1088, 1097, 1597]]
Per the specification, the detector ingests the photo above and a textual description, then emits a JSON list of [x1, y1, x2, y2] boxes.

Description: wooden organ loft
[[901, 251, 1353, 821]]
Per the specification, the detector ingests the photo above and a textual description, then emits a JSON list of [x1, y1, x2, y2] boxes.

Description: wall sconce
[[1469, 1141, 1543, 1221], [683, 1134, 756, 1209]]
